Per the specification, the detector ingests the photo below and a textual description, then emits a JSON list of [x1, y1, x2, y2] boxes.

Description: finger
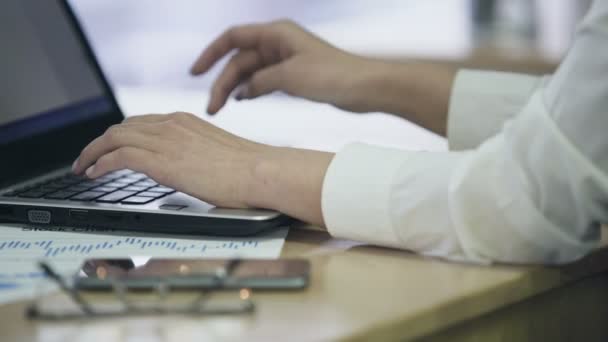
[[74, 124, 162, 174], [190, 23, 265, 75], [85, 147, 164, 182], [123, 114, 171, 124], [208, 49, 264, 114], [240, 63, 286, 99]]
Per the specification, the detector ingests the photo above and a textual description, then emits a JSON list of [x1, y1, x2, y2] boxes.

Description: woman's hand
[[72, 112, 334, 226], [191, 20, 378, 115], [191, 20, 456, 136], [72, 112, 261, 208]]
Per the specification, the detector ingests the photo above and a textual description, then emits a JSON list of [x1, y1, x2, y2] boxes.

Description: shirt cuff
[[321, 142, 468, 261], [447, 69, 542, 151], [321, 143, 406, 248]]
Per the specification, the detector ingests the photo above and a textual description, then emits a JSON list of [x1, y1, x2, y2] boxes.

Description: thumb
[[237, 64, 286, 100]]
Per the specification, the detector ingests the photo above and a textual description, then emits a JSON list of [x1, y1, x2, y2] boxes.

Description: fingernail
[[85, 165, 95, 178], [234, 84, 249, 100], [72, 159, 79, 172]]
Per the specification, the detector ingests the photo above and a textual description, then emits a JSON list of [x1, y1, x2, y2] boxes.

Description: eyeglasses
[[26, 260, 255, 320]]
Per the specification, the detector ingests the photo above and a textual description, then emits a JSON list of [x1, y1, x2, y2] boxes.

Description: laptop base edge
[[0, 203, 292, 237]]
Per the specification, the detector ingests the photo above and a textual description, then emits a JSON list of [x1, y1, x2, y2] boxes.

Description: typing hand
[[71, 112, 334, 225], [191, 20, 378, 114], [71, 112, 265, 208]]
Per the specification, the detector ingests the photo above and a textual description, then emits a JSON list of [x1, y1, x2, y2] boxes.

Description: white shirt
[[321, 0, 608, 264]]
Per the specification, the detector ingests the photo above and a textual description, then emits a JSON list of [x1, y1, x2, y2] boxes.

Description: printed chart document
[[0, 224, 289, 304]]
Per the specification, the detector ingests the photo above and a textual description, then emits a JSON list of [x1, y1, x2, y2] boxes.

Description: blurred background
[[69, 0, 591, 91], [64, 0, 593, 151]]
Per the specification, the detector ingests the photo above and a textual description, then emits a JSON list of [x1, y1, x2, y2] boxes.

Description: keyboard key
[[18, 190, 47, 198], [43, 183, 68, 190], [64, 174, 88, 182], [113, 178, 138, 185], [23, 182, 41, 190], [123, 185, 148, 192], [45, 181, 70, 189], [79, 180, 108, 187], [57, 178, 83, 185], [45, 190, 79, 200], [147, 186, 175, 194], [125, 174, 147, 180], [129, 173, 149, 181], [71, 191, 106, 201], [96, 174, 121, 182], [113, 170, 135, 176], [103, 181, 128, 188], [96, 191, 137, 203], [120, 196, 155, 204], [91, 186, 120, 193], [13, 186, 32, 193], [66, 185, 92, 192], [33, 186, 64, 194], [136, 191, 166, 198], [134, 180, 157, 187], [48, 180, 74, 187]]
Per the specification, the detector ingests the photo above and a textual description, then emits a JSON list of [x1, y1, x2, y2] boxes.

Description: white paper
[[0, 224, 289, 304]]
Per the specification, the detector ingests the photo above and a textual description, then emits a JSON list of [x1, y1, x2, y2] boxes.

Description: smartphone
[[74, 258, 310, 291]]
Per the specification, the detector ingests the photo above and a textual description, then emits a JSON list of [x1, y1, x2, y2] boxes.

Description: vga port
[[27, 210, 51, 224]]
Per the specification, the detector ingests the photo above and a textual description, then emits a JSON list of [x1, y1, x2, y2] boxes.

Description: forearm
[[239, 61, 458, 225], [245, 146, 334, 227], [349, 60, 457, 136]]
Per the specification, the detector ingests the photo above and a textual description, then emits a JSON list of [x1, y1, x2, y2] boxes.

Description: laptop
[[0, 0, 289, 235]]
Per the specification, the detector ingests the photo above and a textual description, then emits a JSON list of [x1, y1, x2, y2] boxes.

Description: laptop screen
[[0, 0, 114, 144]]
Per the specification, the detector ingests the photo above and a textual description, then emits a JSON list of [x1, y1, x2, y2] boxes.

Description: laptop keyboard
[[1, 170, 175, 205]]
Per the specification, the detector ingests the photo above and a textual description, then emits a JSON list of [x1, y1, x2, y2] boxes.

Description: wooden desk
[[2, 225, 607, 342]]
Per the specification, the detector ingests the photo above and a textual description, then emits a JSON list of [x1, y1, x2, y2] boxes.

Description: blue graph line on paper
[[0, 271, 45, 280], [0, 271, 46, 290], [0, 283, 19, 290], [0, 238, 260, 258]]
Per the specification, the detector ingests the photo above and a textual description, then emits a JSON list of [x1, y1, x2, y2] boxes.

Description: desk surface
[[2, 225, 607, 342]]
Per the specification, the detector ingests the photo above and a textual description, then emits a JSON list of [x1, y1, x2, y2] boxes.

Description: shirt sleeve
[[448, 70, 543, 151], [321, 0, 608, 264]]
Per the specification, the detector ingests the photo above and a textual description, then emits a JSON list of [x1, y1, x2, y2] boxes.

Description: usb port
[[69, 209, 88, 221]]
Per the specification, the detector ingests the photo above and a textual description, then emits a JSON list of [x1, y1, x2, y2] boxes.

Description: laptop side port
[[27, 210, 51, 224], [69, 209, 89, 221]]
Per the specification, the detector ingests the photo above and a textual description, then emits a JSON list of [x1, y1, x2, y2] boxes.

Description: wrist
[[243, 145, 282, 210], [348, 59, 456, 135], [244, 145, 334, 227], [343, 58, 408, 113]]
